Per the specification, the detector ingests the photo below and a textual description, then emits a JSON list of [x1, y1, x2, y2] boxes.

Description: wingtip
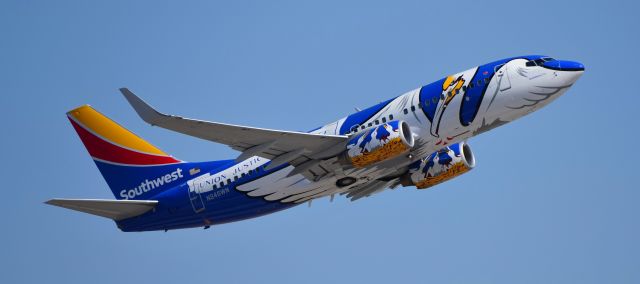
[[119, 87, 135, 100], [119, 87, 166, 125], [119, 87, 132, 95]]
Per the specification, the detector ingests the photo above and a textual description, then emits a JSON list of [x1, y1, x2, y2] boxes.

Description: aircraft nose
[[542, 60, 585, 71]]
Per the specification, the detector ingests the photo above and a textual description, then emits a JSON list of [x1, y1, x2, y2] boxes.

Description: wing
[[120, 88, 348, 174]]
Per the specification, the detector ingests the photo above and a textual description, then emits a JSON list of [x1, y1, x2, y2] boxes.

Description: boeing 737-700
[[47, 55, 584, 232]]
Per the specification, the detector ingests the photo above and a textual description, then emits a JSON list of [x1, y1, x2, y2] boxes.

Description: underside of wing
[[341, 178, 402, 201]]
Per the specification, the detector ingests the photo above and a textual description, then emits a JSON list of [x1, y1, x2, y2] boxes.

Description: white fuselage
[[227, 58, 583, 203]]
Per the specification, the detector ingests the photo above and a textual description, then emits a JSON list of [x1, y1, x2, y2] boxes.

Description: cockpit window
[[525, 58, 548, 67], [494, 64, 504, 72]]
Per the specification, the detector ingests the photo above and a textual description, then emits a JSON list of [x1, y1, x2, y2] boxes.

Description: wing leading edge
[[119, 88, 348, 169]]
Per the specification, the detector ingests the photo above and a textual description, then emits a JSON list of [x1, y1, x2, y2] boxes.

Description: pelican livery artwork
[[47, 55, 584, 232]]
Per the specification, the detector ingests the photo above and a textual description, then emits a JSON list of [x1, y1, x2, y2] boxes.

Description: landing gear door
[[495, 64, 511, 91]]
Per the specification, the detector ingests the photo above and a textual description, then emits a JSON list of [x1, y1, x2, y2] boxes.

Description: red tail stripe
[[69, 118, 181, 165]]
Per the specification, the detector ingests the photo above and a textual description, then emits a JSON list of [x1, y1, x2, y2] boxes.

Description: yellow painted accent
[[442, 76, 454, 90], [453, 79, 464, 95], [350, 137, 409, 168], [443, 76, 465, 105], [68, 105, 168, 156], [415, 162, 470, 189]]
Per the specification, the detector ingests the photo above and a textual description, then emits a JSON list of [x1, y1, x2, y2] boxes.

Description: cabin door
[[186, 182, 206, 213]]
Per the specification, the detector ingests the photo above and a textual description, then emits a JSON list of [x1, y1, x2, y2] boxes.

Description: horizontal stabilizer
[[45, 199, 158, 221]]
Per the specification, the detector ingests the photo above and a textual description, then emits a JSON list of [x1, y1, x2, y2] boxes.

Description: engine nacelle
[[345, 120, 414, 168], [401, 142, 476, 189]]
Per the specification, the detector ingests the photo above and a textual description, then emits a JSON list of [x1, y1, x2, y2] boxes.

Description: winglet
[[119, 88, 168, 126]]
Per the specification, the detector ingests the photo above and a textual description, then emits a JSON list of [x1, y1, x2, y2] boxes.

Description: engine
[[345, 120, 414, 168], [400, 142, 476, 189]]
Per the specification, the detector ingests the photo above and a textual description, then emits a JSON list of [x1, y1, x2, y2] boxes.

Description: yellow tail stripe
[[67, 105, 168, 156]]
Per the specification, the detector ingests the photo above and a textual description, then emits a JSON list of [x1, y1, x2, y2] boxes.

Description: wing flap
[[45, 199, 158, 221]]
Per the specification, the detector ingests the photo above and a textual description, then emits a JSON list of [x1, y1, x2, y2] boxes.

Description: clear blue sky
[[2, 1, 638, 283]]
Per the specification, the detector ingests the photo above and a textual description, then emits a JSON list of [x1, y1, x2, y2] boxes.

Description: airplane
[[46, 55, 584, 232]]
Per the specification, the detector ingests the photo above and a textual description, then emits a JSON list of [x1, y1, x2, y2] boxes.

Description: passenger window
[[375, 119, 379, 125], [226, 179, 231, 184], [403, 109, 408, 114], [469, 82, 474, 88], [382, 117, 387, 123], [484, 78, 490, 84], [241, 173, 246, 178], [219, 182, 224, 187], [432, 97, 438, 103], [368, 122, 373, 127], [462, 85, 467, 91], [417, 103, 422, 108], [410, 105, 416, 112], [360, 125, 365, 130], [389, 114, 393, 120], [477, 79, 483, 85]]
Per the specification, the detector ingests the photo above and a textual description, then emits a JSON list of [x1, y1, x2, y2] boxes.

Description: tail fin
[[67, 105, 187, 200]]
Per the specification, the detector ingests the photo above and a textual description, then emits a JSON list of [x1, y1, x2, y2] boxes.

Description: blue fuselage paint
[[339, 98, 395, 135], [117, 162, 296, 232]]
